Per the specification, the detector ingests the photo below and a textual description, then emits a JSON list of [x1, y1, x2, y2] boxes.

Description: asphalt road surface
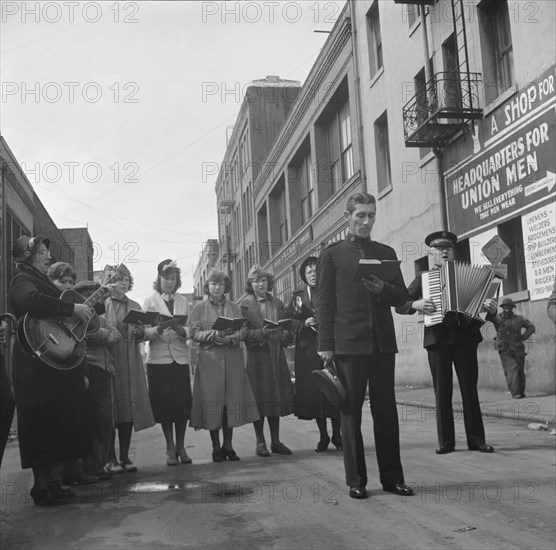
[[1, 403, 554, 550]]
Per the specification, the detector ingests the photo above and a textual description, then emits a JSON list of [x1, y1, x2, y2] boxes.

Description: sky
[[1, 0, 345, 303]]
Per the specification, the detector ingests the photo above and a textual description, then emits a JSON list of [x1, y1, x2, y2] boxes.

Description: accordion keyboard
[[422, 270, 443, 327]]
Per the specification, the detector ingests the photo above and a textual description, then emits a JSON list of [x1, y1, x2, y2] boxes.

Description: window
[[366, 2, 383, 78], [407, 4, 420, 29], [5, 209, 29, 289], [498, 217, 526, 294], [239, 129, 250, 181], [327, 99, 353, 193], [374, 110, 392, 195], [277, 186, 288, 247], [298, 151, 314, 225], [478, 0, 515, 103]]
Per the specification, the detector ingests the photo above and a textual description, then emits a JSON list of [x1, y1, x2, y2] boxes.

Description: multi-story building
[[193, 238, 219, 300], [0, 137, 75, 312], [352, 0, 555, 391], [252, 3, 362, 303], [59, 227, 94, 281], [213, 75, 301, 299]]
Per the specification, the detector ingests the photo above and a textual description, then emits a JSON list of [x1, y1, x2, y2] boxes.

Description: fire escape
[[396, 0, 483, 147]]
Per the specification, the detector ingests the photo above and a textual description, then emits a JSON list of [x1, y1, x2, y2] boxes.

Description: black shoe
[[212, 448, 224, 462], [349, 486, 368, 499], [221, 448, 240, 461], [435, 446, 455, 455], [30, 486, 68, 506], [270, 442, 292, 455], [469, 443, 494, 453], [315, 437, 330, 452], [382, 483, 414, 496], [331, 435, 342, 450]]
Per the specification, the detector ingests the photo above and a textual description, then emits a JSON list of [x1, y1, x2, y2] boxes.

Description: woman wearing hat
[[8, 236, 93, 505], [189, 269, 259, 462], [286, 256, 341, 452], [143, 260, 192, 465], [239, 265, 295, 457], [104, 266, 155, 473]]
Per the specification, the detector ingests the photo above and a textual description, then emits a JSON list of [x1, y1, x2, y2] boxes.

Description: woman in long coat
[[239, 265, 295, 457], [286, 256, 341, 452], [8, 236, 92, 505], [104, 267, 155, 473], [190, 269, 259, 461], [143, 259, 192, 465]]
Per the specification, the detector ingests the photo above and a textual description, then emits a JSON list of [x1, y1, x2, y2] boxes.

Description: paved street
[[1, 389, 554, 550]]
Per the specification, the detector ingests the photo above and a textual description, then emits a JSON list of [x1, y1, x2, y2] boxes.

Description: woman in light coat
[[143, 259, 192, 465], [190, 269, 259, 461]]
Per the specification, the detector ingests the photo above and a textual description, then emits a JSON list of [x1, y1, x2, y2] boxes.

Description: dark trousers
[[427, 343, 486, 449], [499, 350, 526, 396], [0, 354, 16, 466], [335, 354, 404, 489]]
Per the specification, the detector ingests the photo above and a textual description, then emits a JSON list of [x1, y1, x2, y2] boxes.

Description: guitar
[[20, 264, 129, 371]]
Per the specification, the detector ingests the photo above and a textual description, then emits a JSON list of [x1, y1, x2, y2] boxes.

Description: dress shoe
[[331, 435, 342, 450], [315, 437, 330, 452], [270, 442, 292, 455], [107, 461, 124, 474], [177, 448, 192, 464], [53, 482, 76, 498], [222, 448, 240, 461], [469, 443, 494, 453], [255, 443, 271, 457], [212, 448, 224, 462], [512, 394, 525, 399], [63, 473, 99, 486], [349, 486, 368, 499], [166, 450, 178, 466], [30, 486, 67, 506], [121, 458, 138, 472], [382, 483, 414, 496], [435, 446, 455, 455]]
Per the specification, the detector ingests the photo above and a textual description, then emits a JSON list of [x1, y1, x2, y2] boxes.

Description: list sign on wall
[[521, 202, 556, 301]]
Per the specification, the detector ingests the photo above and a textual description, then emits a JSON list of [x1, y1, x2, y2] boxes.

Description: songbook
[[158, 314, 188, 325], [263, 318, 292, 331], [212, 317, 246, 332], [122, 310, 161, 326], [352, 259, 401, 283]]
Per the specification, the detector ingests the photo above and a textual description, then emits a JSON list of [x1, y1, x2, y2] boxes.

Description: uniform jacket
[[143, 291, 190, 364], [314, 235, 408, 355], [396, 274, 484, 348]]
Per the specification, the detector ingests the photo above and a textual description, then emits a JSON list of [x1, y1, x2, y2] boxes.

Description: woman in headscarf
[[286, 256, 341, 452], [190, 269, 259, 462], [239, 265, 295, 457], [143, 259, 192, 465]]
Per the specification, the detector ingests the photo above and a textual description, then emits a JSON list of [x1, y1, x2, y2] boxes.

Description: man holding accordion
[[396, 231, 497, 455]]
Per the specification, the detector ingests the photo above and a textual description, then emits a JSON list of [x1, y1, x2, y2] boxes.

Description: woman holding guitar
[[8, 235, 93, 505]]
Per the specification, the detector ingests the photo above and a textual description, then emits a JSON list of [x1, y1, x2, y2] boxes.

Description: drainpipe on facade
[[349, 0, 368, 193]]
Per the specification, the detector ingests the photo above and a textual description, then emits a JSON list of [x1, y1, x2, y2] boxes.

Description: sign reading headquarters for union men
[[443, 64, 555, 239]]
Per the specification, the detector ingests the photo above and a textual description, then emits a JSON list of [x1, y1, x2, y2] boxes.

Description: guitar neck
[[81, 266, 125, 309]]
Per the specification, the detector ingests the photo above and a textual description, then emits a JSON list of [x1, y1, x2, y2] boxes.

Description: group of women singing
[[5, 234, 340, 506]]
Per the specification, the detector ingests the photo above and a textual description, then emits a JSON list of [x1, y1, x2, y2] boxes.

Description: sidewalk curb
[[396, 399, 555, 426]]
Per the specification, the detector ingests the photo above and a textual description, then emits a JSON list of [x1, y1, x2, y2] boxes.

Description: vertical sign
[[521, 202, 556, 300]]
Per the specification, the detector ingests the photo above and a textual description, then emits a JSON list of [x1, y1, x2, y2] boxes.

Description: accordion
[[422, 261, 499, 327]]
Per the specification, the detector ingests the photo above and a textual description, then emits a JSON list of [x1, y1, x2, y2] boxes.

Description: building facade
[[352, 0, 555, 392], [193, 238, 219, 300]]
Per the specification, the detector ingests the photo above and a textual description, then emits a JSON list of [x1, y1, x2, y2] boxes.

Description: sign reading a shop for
[[522, 202, 556, 301], [444, 65, 556, 238]]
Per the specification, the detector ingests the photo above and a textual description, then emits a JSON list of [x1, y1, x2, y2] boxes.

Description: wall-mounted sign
[[444, 65, 556, 238], [521, 202, 556, 301]]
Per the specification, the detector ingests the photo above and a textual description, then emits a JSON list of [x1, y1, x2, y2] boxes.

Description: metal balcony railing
[[402, 71, 483, 148]]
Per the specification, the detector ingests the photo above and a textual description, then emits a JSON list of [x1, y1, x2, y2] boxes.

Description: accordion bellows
[[422, 261, 497, 327]]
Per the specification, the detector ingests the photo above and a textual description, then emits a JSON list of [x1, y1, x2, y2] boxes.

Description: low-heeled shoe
[[255, 444, 270, 457], [435, 446, 455, 455], [315, 437, 330, 452], [469, 443, 494, 453], [382, 483, 414, 496], [270, 442, 292, 455], [222, 449, 240, 461], [349, 486, 368, 499], [212, 448, 224, 462]]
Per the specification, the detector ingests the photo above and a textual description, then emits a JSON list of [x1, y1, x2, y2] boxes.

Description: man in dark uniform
[[396, 231, 497, 455], [314, 192, 413, 500]]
